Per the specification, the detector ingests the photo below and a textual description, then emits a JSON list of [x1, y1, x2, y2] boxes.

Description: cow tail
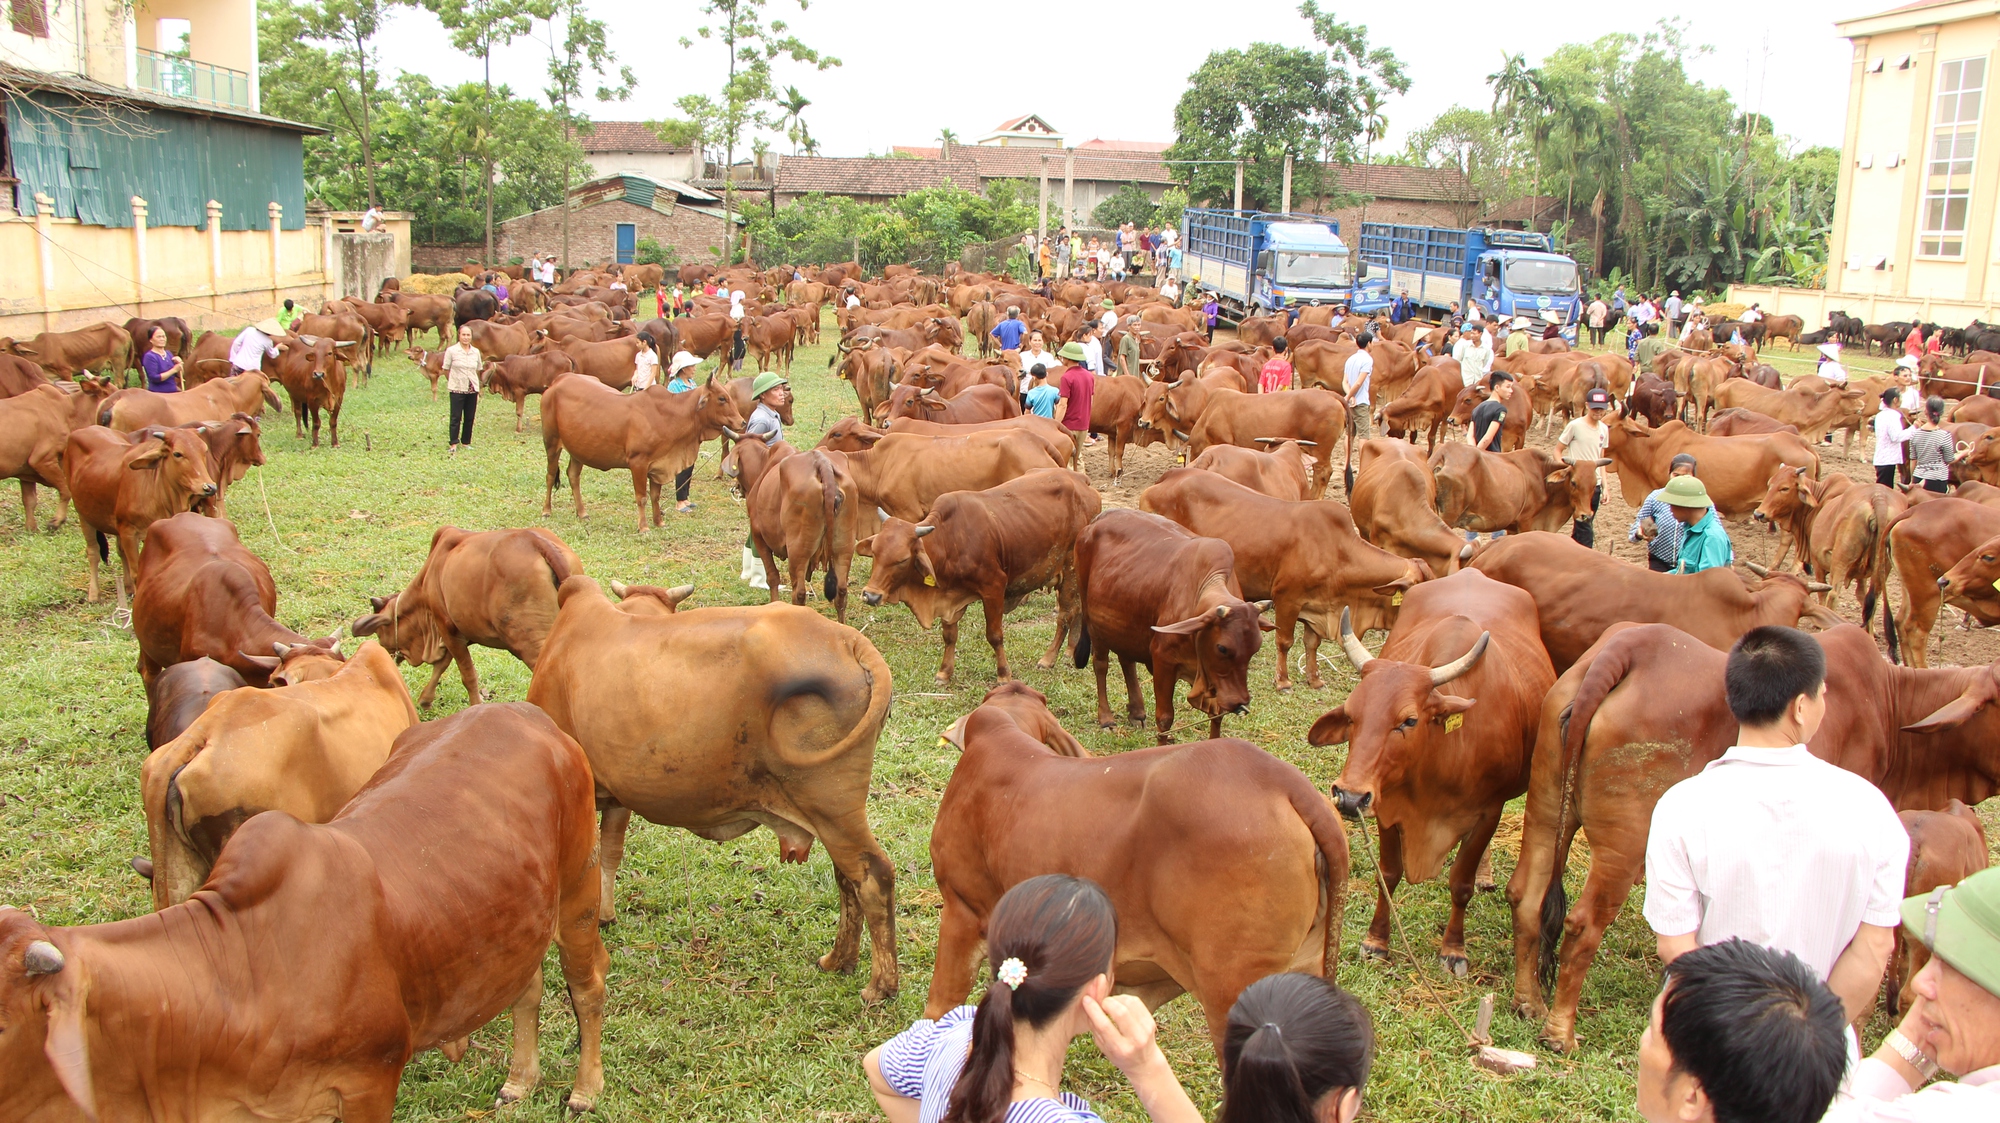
[[1860, 489, 1893, 632], [812, 450, 841, 602], [774, 629, 895, 772], [1285, 779, 1349, 976], [1537, 640, 1638, 991], [530, 532, 577, 589], [1343, 401, 1358, 496], [1881, 531, 1903, 664]]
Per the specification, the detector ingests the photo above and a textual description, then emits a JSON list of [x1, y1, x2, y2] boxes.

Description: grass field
[[0, 315, 1993, 1122]]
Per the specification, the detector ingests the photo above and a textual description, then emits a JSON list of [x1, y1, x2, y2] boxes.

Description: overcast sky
[[366, 0, 1871, 159]]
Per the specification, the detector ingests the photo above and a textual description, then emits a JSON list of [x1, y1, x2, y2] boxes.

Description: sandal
[[677, 502, 696, 514]]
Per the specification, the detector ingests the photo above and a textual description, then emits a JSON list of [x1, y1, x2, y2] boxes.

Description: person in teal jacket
[[1662, 474, 1733, 574]]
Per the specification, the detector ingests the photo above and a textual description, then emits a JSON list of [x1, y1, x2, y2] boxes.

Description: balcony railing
[[134, 48, 251, 110]]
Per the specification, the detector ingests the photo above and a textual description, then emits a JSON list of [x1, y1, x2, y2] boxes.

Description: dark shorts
[[1922, 477, 1949, 494], [1648, 554, 1674, 573]]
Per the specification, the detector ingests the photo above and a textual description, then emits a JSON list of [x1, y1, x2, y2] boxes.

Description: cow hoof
[[1358, 940, 1391, 963], [860, 981, 895, 1004], [933, 671, 952, 685], [1440, 953, 1469, 977], [1513, 998, 1548, 1022], [1098, 719, 1118, 730], [565, 1093, 596, 1114], [495, 1083, 531, 1107], [1476, 878, 1499, 893], [817, 950, 858, 975], [1276, 682, 1293, 694], [1538, 1030, 1580, 1055]]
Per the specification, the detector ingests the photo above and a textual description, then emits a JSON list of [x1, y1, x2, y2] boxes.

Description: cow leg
[[978, 594, 1011, 681], [1039, 565, 1079, 670], [514, 396, 526, 433], [115, 530, 142, 612], [18, 481, 36, 532], [596, 806, 632, 925], [555, 840, 610, 1112], [627, 461, 651, 531], [1901, 584, 1941, 669], [1440, 808, 1505, 977], [937, 611, 963, 684], [829, 546, 853, 625], [447, 635, 483, 702], [813, 814, 899, 1002], [823, 865, 863, 973], [925, 891, 986, 1018], [542, 447, 560, 517], [1272, 602, 1300, 692], [81, 523, 102, 603], [327, 404, 340, 448], [1543, 851, 1646, 1054], [1119, 654, 1146, 727], [494, 968, 545, 1106], [1150, 659, 1180, 745], [569, 458, 588, 521], [649, 473, 664, 527], [1507, 816, 1566, 1022], [292, 398, 306, 439], [1301, 620, 1327, 689], [410, 658, 449, 710], [1359, 827, 1403, 962], [1092, 642, 1116, 727]]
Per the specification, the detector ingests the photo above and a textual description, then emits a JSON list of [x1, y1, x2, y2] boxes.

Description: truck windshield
[[1274, 251, 1350, 288], [1506, 259, 1579, 294]]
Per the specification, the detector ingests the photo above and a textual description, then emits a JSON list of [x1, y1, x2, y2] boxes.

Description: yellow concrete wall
[[0, 213, 330, 336], [135, 0, 256, 78], [1726, 283, 2000, 331]]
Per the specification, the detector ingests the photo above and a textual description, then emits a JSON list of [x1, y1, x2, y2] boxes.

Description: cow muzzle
[[863, 590, 883, 607], [1939, 576, 1953, 591], [1332, 787, 1374, 821], [312, 371, 325, 380]]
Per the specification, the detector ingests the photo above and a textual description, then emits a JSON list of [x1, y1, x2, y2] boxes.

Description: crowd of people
[[1021, 224, 1181, 283]]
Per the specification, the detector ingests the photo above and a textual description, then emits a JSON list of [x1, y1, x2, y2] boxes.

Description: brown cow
[[858, 468, 1100, 683], [331, 298, 408, 355], [1889, 801, 1990, 1013], [743, 314, 797, 372], [1187, 439, 1316, 500], [483, 350, 577, 431], [540, 374, 744, 530], [119, 317, 192, 376], [1753, 468, 1904, 620], [1447, 379, 1541, 451], [101, 369, 281, 432], [466, 319, 549, 363], [1430, 442, 1606, 535], [1311, 570, 1555, 975], [140, 640, 418, 909], [1606, 414, 1818, 517], [0, 384, 75, 531], [292, 311, 374, 376], [527, 577, 899, 1000], [820, 414, 1073, 466], [1087, 373, 1147, 484], [379, 290, 455, 345], [1706, 406, 1800, 437], [1074, 509, 1273, 741], [926, 682, 1347, 1052], [1184, 387, 1351, 497], [1510, 623, 2000, 1051], [3, 322, 132, 379], [727, 441, 863, 622], [406, 345, 448, 400], [66, 426, 216, 605], [0, 704, 610, 1119], [266, 334, 346, 447], [1351, 438, 1466, 579], [142, 658, 246, 751], [553, 334, 648, 390], [1883, 498, 2000, 666], [877, 381, 1021, 426], [1379, 363, 1465, 451], [1141, 468, 1425, 691], [1468, 531, 1834, 670], [183, 413, 265, 518], [129, 512, 340, 686], [829, 429, 1062, 522], [0, 353, 52, 398], [350, 526, 582, 708], [1709, 379, 1864, 442]]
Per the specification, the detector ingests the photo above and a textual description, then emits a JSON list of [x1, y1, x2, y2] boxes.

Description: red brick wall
[[1325, 198, 1479, 246], [496, 198, 730, 269], [411, 244, 487, 272]]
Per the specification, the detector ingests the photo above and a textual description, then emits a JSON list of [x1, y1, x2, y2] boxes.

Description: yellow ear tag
[[1992, 577, 2000, 594], [923, 574, 936, 586], [1443, 713, 1464, 734], [936, 736, 951, 747], [1391, 592, 1404, 606]]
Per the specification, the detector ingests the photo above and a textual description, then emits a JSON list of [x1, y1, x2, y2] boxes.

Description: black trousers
[[448, 391, 478, 445], [1921, 477, 1949, 494], [1648, 554, 1674, 573], [1571, 486, 1602, 548], [1876, 463, 1900, 487], [675, 465, 693, 502]]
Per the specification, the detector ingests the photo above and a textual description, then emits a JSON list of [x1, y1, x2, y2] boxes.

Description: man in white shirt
[[1645, 626, 1906, 1033], [361, 205, 382, 233], [1079, 325, 1105, 377], [1664, 291, 1683, 335], [1346, 331, 1376, 439], [1016, 331, 1059, 399], [1744, 303, 1764, 323], [1451, 325, 1493, 389], [1098, 299, 1118, 337], [229, 317, 284, 374]]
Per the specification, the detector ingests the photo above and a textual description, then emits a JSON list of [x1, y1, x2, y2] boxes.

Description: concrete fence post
[[207, 200, 223, 299], [131, 196, 148, 298], [33, 192, 56, 326], [269, 203, 283, 291]]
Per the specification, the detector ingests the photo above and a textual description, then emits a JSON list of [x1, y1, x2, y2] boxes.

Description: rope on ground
[[257, 473, 297, 554]]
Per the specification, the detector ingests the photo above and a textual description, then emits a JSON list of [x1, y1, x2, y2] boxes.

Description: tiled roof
[[892, 145, 941, 158], [1331, 164, 1475, 202], [774, 156, 988, 196], [578, 120, 691, 154], [965, 146, 1175, 185], [1078, 138, 1169, 153]]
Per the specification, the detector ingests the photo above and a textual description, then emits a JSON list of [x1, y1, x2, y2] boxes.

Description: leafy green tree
[[541, 0, 634, 267], [420, 0, 539, 261], [680, 0, 840, 262], [1401, 106, 1511, 218], [779, 86, 813, 155], [1092, 183, 1158, 228], [287, 0, 390, 208], [1155, 187, 1188, 231]]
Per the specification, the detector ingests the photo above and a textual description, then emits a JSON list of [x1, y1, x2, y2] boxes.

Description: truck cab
[[1253, 222, 1355, 311], [1475, 248, 1582, 327]]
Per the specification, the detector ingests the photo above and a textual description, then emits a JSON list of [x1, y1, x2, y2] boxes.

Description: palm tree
[[779, 85, 812, 156]]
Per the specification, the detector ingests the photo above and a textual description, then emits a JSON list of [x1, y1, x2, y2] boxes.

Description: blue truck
[[1177, 209, 1392, 321], [1356, 223, 1584, 336]]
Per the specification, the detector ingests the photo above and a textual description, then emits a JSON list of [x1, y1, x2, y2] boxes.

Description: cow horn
[[369, 595, 387, 611], [272, 642, 293, 657], [610, 580, 629, 599], [1743, 561, 1772, 578], [912, 525, 936, 538], [1338, 607, 1373, 670], [23, 940, 64, 975], [1253, 436, 1280, 443], [1805, 580, 1834, 593], [665, 584, 696, 604], [721, 427, 741, 440], [1430, 631, 1491, 687]]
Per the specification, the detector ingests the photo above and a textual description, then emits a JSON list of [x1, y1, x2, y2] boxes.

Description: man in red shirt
[[1259, 337, 1293, 393], [1053, 340, 1096, 469]]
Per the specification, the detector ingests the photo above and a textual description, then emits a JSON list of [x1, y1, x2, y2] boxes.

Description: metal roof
[[0, 62, 327, 134]]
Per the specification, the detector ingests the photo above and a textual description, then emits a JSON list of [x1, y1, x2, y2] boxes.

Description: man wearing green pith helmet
[[739, 372, 791, 589]]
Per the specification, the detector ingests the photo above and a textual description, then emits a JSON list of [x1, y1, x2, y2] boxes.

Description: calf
[[483, 350, 577, 431], [1628, 372, 1680, 427], [129, 512, 341, 686], [0, 384, 75, 531], [140, 640, 418, 908], [1890, 801, 1990, 1013], [528, 578, 899, 1000], [66, 427, 216, 606], [859, 468, 1100, 683], [1351, 439, 1464, 580], [728, 441, 864, 622], [928, 682, 1348, 1053], [1754, 467, 1904, 621], [541, 374, 744, 530], [406, 344, 447, 399], [1141, 468, 1426, 691], [143, 657, 246, 750], [1310, 572, 1555, 976], [1074, 508, 1272, 742], [266, 334, 346, 447], [351, 526, 582, 708], [0, 704, 609, 1120], [1187, 438, 1315, 499]]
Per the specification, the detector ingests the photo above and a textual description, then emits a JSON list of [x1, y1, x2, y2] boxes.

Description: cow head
[[855, 519, 949, 625], [129, 428, 218, 509], [261, 638, 346, 685], [1151, 598, 1271, 720], [1311, 608, 1490, 821], [1545, 457, 1614, 530], [350, 592, 447, 668], [696, 374, 748, 441], [818, 416, 886, 453], [608, 580, 696, 617], [1955, 429, 2000, 483], [0, 910, 95, 1121], [1936, 533, 2000, 609], [1753, 465, 1812, 529], [940, 681, 1090, 758]]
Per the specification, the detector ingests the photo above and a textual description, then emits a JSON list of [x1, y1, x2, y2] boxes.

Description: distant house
[[496, 173, 738, 267], [0, 0, 392, 334], [977, 113, 1064, 148], [1321, 164, 1479, 235], [577, 121, 703, 183], [774, 145, 1175, 227], [774, 155, 989, 207]]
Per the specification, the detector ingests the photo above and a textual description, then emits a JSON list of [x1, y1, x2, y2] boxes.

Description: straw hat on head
[[1819, 342, 1842, 361], [253, 318, 284, 336], [669, 350, 701, 375]]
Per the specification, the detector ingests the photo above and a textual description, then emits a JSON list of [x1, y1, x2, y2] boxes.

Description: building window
[[1935, 57, 1984, 132], [10, 0, 50, 37], [1931, 127, 1977, 176], [1920, 187, 1969, 257]]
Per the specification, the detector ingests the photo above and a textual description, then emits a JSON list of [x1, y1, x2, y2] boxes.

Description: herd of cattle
[[3, 256, 2000, 1118]]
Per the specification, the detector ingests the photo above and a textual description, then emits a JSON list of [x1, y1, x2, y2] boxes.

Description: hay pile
[[400, 272, 473, 295], [1699, 301, 1746, 320]]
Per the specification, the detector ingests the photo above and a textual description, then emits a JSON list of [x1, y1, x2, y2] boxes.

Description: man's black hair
[[1487, 370, 1515, 389], [1272, 337, 1288, 353], [1724, 626, 1826, 726], [1029, 363, 1048, 380], [1355, 332, 1374, 348], [1661, 939, 1847, 1123]]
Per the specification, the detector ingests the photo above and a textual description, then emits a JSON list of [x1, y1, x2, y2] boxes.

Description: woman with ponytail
[[1218, 974, 1374, 1123], [864, 875, 1201, 1123]]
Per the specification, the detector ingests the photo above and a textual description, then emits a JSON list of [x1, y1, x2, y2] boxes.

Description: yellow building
[[1734, 0, 2000, 325]]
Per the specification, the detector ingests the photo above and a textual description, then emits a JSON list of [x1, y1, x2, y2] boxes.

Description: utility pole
[[1233, 161, 1244, 212], [1062, 148, 1075, 229], [1281, 153, 1293, 215], [1037, 154, 1049, 247]]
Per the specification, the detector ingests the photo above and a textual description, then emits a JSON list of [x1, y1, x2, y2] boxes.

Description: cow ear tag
[[923, 574, 936, 586], [1992, 577, 2000, 594], [1443, 713, 1464, 734], [1391, 592, 1404, 606]]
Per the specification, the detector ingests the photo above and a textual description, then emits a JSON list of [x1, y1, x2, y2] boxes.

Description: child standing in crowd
[[665, 351, 701, 514], [1025, 365, 1059, 419], [630, 333, 659, 393], [1259, 338, 1293, 393]]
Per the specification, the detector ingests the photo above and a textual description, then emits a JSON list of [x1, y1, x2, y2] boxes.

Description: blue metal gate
[[615, 223, 636, 264]]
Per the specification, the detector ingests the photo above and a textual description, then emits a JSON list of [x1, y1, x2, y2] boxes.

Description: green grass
[[0, 319, 1981, 1123]]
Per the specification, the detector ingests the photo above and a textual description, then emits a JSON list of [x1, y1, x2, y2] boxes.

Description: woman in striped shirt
[[1908, 395, 1957, 494]]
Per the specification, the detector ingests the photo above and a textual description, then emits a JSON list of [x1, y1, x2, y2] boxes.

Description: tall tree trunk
[[354, 28, 377, 209], [560, 102, 572, 270]]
